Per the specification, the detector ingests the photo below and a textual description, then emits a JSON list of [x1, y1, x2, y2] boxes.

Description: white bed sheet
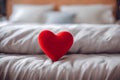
[[0, 53, 120, 80]]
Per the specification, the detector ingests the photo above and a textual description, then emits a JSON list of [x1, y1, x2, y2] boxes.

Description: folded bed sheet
[[0, 54, 120, 80]]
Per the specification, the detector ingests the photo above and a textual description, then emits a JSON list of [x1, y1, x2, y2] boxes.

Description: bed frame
[[6, 0, 117, 18]]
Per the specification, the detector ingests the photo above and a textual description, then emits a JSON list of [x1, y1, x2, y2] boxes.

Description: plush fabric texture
[[60, 4, 115, 24], [0, 54, 120, 80], [45, 12, 75, 24], [0, 23, 120, 54], [38, 30, 73, 61], [9, 4, 54, 23]]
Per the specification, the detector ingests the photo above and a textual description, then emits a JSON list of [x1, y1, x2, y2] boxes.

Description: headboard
[[6, 0, 117, 17]]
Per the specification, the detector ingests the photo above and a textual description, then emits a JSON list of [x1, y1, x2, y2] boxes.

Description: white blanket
[[0, 54, 120, 80], [0, 23, 120, 54]]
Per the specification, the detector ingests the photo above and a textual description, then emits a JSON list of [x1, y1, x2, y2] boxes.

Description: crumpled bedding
[[0, 23, 120, 54], [1, 23, 120, 80], [0, 53, 120, 80]]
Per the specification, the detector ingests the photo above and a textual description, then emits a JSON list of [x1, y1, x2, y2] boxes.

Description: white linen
[[0, 54, 120, 80], [0, 23, 120, 54], [9, 4, 54, 23], [60, 5, 115, 24], [0, 21, 9, 27]]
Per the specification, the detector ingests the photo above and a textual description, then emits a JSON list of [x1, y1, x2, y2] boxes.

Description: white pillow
[[60, 5, 115, 24], [9, 4, 54, 23]]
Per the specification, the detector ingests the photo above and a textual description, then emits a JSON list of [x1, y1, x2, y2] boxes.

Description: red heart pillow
[[38, 30, 73, 61]]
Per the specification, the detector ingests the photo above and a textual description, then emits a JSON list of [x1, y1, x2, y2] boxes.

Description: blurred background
[[0, 0, 6, 21], [0, 0, 120, 21], [0, 0, 6, 16]]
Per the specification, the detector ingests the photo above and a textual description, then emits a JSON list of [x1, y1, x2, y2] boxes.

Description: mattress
[[0, 54, 120, 80]]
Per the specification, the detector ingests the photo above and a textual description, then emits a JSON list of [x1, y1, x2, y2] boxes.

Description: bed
[[0, 0, 120, 80]]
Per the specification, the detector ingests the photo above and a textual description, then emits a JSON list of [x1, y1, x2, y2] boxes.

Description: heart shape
[[38, 30, 73, 61]]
